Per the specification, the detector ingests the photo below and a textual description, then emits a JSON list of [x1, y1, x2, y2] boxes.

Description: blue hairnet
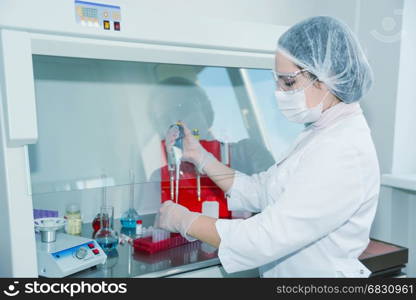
[[277, 16, 373, 103]]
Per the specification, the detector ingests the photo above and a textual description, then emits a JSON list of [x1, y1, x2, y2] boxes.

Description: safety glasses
[[271, 69, 316, 93]]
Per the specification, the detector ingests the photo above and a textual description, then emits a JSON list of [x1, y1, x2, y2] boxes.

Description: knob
[[75, 247, 88, 259]]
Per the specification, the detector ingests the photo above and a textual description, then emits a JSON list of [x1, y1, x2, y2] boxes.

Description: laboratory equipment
[[34, 217, 66, 243], [64, 203, 82, 235], [94, 205, 119, 254], [120, 170, 140, 228], [34, 217, 106, 277], [201, 200, 219, 255], [0, 0, 288, 277], [161, 139, 232, 218], [135, 220, 143, 237], [152, 228, 171, 243], [220, 141, 230, 166], [134, 233, 190, 254], [92, 175, 109, 233], [202, 200, 219, 219], [165, 122, 185, 203], [36, 232, 106, 278], [118, 233, 133, 246], [359, 239, 408, 277], [120, 226, 136, 239], [132, 224, 192, 255], [142, 226, 154, 238], [33, 209, 58, 219], [192, 129, 202, 202]]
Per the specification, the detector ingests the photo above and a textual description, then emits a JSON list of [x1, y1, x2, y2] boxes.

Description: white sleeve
[[225, 167, 276, 213], [216, 139, 366, 273]]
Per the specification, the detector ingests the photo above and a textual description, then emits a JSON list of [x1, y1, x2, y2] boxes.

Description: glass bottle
[[64, 203, 82, 235], [120, 170, 140, 228], [94, 205, 119, 253]]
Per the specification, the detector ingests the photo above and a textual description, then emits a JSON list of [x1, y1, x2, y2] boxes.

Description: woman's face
[[275, 52, 336, 110]]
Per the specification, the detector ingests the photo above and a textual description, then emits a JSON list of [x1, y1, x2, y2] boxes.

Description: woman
[[155, 16, 380, 277]]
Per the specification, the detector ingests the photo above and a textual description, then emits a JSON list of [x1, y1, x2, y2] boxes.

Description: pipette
[[192, 129, 201, 202], [174, 123, 184, 203], [174, 146, 181, 203], [167, 148, 175, 201], [165, 122, 185, 203]]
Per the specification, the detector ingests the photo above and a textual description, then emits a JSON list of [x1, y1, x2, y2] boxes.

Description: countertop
[[69, 214, 407, 278], [71, 213, 221, 278]]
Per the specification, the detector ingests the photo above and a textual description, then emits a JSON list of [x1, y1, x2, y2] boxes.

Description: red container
[[160, 140, 231, 219], [133, 233, 190, 254]]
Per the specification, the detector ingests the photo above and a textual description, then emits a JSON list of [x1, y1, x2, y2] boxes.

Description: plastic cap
[[136, 220, 142, 224], [277, 16, 373, 103]]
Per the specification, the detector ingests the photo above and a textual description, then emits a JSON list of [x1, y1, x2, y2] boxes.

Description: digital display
[[82, 7, 98, 18]]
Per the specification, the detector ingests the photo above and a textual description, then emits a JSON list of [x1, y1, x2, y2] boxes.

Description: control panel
[[51, 240, 104, 268], [75, 0, 121, 31], [36, 234, 107, 277]]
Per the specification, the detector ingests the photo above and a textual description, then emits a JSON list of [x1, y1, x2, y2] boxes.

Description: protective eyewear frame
[[271, 68, 310, 82], [271, 68, 318, 92]]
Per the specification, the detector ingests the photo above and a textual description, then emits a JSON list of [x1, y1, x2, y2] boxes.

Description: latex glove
[[180, 121, 215, 174], [154, 200, 201, 241]]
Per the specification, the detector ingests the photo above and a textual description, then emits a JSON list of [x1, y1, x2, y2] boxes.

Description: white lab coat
[[215, 103, 380, 277]]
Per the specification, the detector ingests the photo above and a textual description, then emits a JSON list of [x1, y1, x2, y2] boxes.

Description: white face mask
[[275, 88, 328, 124]]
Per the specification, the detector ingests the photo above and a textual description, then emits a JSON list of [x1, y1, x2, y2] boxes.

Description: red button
[[88, 243, 95, 249], [93, 249, 99, 255]]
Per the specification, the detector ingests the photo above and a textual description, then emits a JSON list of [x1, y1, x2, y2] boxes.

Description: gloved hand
[[154, 200, 201, 241], [180, 122, 215, 174]]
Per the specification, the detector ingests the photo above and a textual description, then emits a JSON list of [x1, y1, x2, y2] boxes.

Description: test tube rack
[[133, 233, 190, 254]]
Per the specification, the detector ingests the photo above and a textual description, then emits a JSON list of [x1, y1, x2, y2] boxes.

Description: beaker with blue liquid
[[120, 170, 140, 228], [95, 205, 119, 253]]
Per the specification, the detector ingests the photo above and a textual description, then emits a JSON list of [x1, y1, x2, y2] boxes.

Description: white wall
[[367, 0, 416, 276], [355, 0, 404, 175], [391, 0, 416, 174]]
